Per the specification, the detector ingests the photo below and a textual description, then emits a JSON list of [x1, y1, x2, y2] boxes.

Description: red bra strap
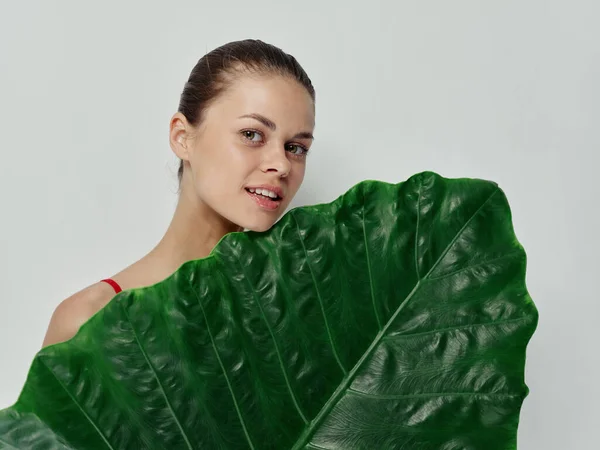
[[100, 278, 122, 294]]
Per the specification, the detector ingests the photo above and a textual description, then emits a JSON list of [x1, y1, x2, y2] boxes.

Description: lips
[[245, 189, 282, 211]]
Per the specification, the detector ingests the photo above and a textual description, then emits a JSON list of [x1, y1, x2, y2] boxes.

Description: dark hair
[[176, 39, 316, 185]]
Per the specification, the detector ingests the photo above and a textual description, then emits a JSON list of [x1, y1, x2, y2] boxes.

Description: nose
[[260, 142, 292, 177]]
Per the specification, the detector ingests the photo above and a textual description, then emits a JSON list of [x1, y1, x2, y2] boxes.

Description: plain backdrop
[[0, 1, 597, 448]]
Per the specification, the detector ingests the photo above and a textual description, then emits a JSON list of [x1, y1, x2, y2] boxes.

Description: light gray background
[[0, 1, 597, 448]]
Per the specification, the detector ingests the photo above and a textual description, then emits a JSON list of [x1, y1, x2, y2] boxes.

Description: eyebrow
[[238, 113, 314, 140]]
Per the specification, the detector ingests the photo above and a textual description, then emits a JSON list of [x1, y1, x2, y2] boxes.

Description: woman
[[42, 39, 316, 347]]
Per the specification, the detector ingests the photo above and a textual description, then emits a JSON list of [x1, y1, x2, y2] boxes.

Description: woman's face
[[179, 73, 315, 232]]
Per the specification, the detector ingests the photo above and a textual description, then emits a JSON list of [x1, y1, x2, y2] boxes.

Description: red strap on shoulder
[[100, 278, 122, 294]]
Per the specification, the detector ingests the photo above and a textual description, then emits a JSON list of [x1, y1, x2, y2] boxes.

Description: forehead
[[209, 73, 315, 129]]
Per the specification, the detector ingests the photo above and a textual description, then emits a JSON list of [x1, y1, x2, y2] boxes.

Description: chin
[[235, 215, 280, 233], [242, 222, 275, 233]]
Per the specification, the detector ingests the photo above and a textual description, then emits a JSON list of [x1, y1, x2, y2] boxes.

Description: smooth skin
[[42, 73, 316, 348]]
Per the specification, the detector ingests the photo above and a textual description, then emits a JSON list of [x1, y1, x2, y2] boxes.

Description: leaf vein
[[0, 435, 24, 449], [291, 281, 423, 449], [236, 257, 309, 424], [415, 184, 422, 280], [121, 304, 194, 450], [347, 388, 523, 400], [382, 316, 532, 340], [424, 187, 500, 280], [425, 249, 523, 281], [292, 185, 504, 448], [291, 211, 347, 375], [362, 189, 381, 330], [190, 274, 256, 450], [305, 443, 332, 450], [38, 358, 115, 449]]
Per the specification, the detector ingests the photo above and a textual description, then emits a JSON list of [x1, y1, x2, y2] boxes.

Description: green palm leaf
[[0, 171, 538, 449]]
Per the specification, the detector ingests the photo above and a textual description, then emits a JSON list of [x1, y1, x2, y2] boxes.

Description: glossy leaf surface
[[0, 171, 538, 449]]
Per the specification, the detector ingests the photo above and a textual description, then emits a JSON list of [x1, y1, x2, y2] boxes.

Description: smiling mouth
[[244, 188, 282, 201], [245, 188, 282, 210]]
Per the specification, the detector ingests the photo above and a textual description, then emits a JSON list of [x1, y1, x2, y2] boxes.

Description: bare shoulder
[[41, 282, 117, 348], [41, 254, 166, 349]]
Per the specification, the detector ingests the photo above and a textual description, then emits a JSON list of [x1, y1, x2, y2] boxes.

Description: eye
[[285, 143, 309, 157], [241, 130, 263, 142]]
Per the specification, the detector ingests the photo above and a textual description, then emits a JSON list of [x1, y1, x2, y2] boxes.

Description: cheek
[[227, 144, 256, 169], [194, 141, 246, 180], [196, 146, 260, 202], [286, 164, 306, 198], [294, 163, 307, 185]]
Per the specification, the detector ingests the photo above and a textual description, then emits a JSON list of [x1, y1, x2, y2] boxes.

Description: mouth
[[245, 188, 283, 211]]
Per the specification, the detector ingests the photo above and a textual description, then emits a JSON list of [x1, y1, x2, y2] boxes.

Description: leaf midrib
[[291, 280, 423, 449], [292, 186, 501, 448]]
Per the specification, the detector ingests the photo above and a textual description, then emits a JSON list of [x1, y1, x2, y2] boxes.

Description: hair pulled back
[[176, 39, 316, 184]]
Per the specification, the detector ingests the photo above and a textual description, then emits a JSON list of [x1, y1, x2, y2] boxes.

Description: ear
[[169, 112, 193, 161]]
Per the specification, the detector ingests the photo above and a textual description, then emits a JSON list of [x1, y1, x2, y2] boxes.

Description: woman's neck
[[117, 187, 242, 290], [154, 186, 242, 267]]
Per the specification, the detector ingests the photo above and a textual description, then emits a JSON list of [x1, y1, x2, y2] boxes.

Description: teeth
[[248, 188, 278, 199]]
